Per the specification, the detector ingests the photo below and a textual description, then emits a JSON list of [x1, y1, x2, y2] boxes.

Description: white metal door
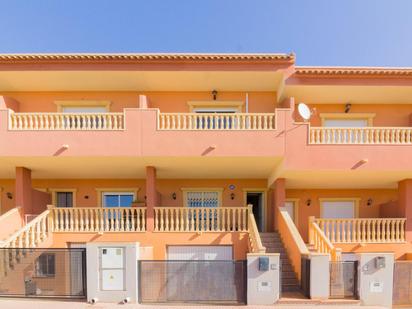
[[167, 246, 233, 260], [321, 201, 355, 219]]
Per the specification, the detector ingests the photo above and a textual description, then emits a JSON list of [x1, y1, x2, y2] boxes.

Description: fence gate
[[0, 248, 86, 298], [393, 261, 412, 305], [329, 261, 358, 299], [139, 260, 246, 304]]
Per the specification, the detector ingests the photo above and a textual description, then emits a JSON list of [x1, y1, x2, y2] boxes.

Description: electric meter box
[[100, 247, 125, 291], [86, 242, 139, 303]]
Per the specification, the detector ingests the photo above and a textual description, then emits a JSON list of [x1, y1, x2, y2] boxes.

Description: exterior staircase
[[260, 232, 301, 292]]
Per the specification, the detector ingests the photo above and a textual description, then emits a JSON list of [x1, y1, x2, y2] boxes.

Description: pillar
[[357, 253, 394, 308], [270, 178, 285, 231], [146, 166, 157, 232], [15, 167, 32, 214], [138, 95, 148, 109], [398, 179, 412, 241]]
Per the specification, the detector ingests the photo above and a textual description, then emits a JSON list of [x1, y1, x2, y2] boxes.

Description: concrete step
[[281, 271, 297, 279]]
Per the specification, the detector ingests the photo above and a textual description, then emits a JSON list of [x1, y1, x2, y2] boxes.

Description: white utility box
[[86, 242, 139, 303]]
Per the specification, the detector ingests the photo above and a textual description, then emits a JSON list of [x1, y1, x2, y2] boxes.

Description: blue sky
[[1, 0, 411, 66]]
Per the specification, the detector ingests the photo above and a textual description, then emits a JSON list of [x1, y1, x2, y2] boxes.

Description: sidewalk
[[0, 298, 388, 309]]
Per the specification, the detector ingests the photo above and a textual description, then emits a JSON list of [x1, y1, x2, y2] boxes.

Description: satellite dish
[[298, 103, 311, 121]]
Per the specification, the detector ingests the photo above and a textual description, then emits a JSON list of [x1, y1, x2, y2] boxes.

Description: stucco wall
[[286, 188, 398, 241], [300, 103, 412, 127], [1, 91, 277, 113]]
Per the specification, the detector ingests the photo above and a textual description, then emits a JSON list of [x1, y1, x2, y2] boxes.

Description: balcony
[[309, 126, 412, 144], [49, 206, 251, 233], [9, 112, 125, 130], [157, 113, 276, 130], [308, 217, 407, 261]]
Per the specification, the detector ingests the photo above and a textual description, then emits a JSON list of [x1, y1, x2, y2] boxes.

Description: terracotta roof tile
[[0, 53, 295, 62], [296, 66, 412, 77]]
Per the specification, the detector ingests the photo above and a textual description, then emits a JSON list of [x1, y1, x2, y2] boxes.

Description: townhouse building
[[0, 53, 411, 305]]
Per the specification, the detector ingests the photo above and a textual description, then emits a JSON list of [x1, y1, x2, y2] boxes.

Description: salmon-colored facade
[[1, 53, 412, 301]]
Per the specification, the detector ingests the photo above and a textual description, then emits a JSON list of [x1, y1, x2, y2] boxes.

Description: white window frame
[[182, 188, 223, 208], [102, 191, 135, 208]]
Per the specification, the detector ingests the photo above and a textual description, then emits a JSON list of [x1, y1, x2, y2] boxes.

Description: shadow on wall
[[379, 200, 400, 218], [31, 189, 51, 215]]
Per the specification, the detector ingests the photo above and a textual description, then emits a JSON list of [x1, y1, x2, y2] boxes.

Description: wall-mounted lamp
[[345, 103, 352, 113], [84, 195, 89, 199], [212, 89, 218, 101], [172, 192, 177, 200], [306, 199, 312, 206], [367, 198, 373, 206], [230, 193, 235, 200], [6, 192, 12, 199]]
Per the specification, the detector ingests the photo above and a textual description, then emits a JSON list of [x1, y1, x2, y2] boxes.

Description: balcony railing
[[50, 207, 146, 232], [9, 112, 125, 130], [158, 113, 276, 130], [309, 127, 412, 144], [154, 207, 249, 232], [313, 217, 406, 243]]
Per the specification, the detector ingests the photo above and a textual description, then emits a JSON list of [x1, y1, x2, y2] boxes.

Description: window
[[35, 253, 55, 277], [56, 192, 73, 208], [102, 192, 134, 208], [185, 191, 220, 208], [320, 199, 358, 219], [323, 119, 368, 128], [62, 106, 108, 113]]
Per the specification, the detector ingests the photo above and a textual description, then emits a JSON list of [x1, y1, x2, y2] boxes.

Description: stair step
[[281, 285, 302, 292], [281, 271, 297, 278]]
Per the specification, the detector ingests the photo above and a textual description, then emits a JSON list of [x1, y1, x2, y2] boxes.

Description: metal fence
[[329, 261, 358, 299], [393, 261, 412, 305], [0, 248, 86, 298], [139, 260, 246, 304]]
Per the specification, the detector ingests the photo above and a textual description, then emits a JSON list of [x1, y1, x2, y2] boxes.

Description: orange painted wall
[[336, 243, 412, 260], [300, 103, 412, 127], [0, 179, 15, 213], [286, 188, 398, 242], [0, 178, 266, 212], [1, 91, 277, 113], [51, 232, 250, 260]]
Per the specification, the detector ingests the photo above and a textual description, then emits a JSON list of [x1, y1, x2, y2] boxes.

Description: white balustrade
[[158, 113, 276, 130], [9, 112, 125, 130], [308, 217, 341, 261], [313, 217, 406, 243], [0, 210, 51, 272], [310, 127, 412, 144], [154, 207, 249, 232], [247, 205, 265, 253], [50, 207, 146, 232]]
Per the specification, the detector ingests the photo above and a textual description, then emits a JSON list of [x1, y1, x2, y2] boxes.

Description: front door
[[246, 192, 264, 232]]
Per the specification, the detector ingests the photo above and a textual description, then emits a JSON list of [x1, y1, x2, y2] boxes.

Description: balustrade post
[[308, 216, 315, 245]]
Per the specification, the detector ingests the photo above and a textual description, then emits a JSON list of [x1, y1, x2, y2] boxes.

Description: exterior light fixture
[[367, 198, 373, 206], [212, 89, 218, 100], [230, 193, 235, 200], [306, 199, 311, 206], [6, 192, 12, 199], [172, 192, 177, 200], [345, 103, 352, 113]]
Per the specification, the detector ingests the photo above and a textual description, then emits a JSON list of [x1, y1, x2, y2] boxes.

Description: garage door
[[167, 246, 233, 260]]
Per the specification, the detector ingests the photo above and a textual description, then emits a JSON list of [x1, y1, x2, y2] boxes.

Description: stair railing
[[276, 206, 309, 281], [0, 209, 51, 275], [247, 205, 266, 253], [308, 216, 341, 261]]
